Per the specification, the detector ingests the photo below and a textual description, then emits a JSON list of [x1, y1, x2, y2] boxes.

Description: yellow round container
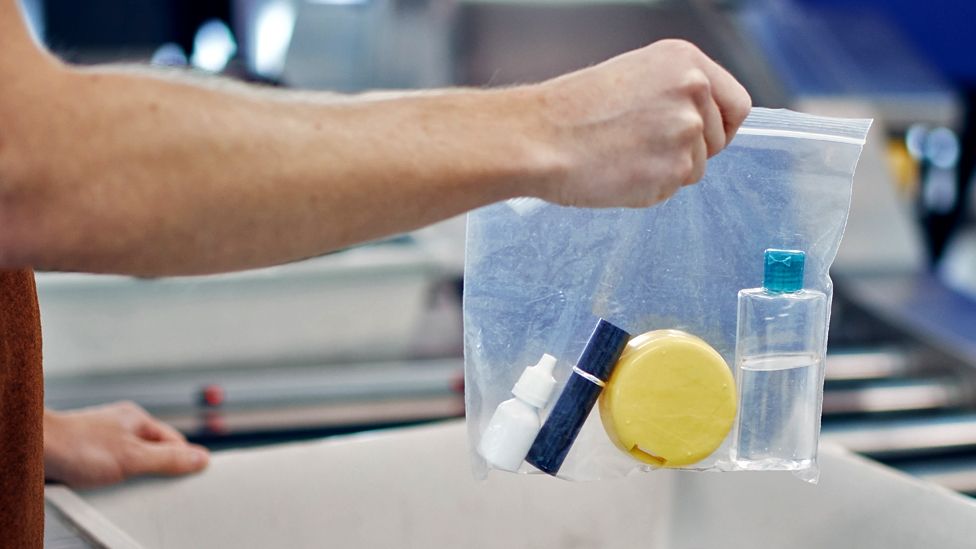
[[599, 329, 736, 467]]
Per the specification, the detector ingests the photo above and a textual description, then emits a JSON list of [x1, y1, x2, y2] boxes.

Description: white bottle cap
[[512, 354, 558, 409]]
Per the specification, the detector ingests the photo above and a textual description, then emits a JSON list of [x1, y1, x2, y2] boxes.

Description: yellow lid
[[599, 329, 736, 467]]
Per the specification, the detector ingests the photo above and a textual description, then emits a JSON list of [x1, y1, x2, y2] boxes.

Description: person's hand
[[530, 39, 752, 208], [44, 402, 210, 489]]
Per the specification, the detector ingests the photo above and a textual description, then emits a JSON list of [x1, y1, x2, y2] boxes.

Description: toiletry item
[[525, 319, 631, 476], [732, 249, 827, 470], [478, 354, 558, 471], [600, 330, 736, 467]]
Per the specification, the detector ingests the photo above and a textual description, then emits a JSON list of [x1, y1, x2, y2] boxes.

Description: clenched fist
[[529, 39, 751, 208]]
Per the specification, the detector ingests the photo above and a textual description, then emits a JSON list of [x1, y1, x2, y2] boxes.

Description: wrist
[[494, 85, 570, 201], [43, 409, 70, 476]]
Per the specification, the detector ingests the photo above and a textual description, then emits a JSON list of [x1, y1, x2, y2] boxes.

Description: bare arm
[[0, 0, 750, 276], [0, 5, 548, 275]]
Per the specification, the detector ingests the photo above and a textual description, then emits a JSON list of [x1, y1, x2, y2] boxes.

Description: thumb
[[123, 442, 210, 478]]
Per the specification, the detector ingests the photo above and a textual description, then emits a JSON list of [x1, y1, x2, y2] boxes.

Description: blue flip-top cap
[[577, 319, 631, 381], [763, 249, 805, 293]]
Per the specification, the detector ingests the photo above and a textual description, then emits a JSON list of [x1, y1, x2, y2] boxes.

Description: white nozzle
[[512, 354, 558, 409]]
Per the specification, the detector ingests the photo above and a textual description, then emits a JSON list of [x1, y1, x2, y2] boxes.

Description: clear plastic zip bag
[[463, 108, 872, 483]]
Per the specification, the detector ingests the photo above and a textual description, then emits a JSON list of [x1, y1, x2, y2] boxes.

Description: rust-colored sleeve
[[0, 270, 44, 547]]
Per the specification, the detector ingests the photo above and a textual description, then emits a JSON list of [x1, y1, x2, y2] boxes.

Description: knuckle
[[118, 400, 149, 419], [116, 400, 139, 412], [680, 69, 711, 98], [659, 39, 702, 58], [675, 110, 704, 142]]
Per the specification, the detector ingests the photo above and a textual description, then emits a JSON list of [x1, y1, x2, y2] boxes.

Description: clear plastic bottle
[[731, 249, 827, 471]]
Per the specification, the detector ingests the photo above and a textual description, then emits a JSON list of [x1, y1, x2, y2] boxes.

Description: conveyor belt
[[823, 378, 967, 415], [824, 415, 976, 458], [820, 274, 976, 495], [42, 274, 976, 495], [45, 358, 465, 447]]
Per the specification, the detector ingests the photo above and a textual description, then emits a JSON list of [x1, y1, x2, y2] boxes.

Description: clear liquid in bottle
[[733, 353, 820, 469], [731, 249, 827, 471]]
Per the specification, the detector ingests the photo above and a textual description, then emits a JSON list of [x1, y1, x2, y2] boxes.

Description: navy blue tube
[[525, 319, 630, 476]]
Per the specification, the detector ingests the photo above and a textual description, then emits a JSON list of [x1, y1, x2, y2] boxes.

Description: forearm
[[0, 63, 556, 275], [1, 1, 753, 276]]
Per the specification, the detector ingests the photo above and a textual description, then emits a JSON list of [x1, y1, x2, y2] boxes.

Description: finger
[[123, 442, 210, 478], [137, 416, 187, 444], [682, 68, 725, 157], [697, 58, 751, 143], [684, 135, 707, 186], [697, 92, 726, 158]]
